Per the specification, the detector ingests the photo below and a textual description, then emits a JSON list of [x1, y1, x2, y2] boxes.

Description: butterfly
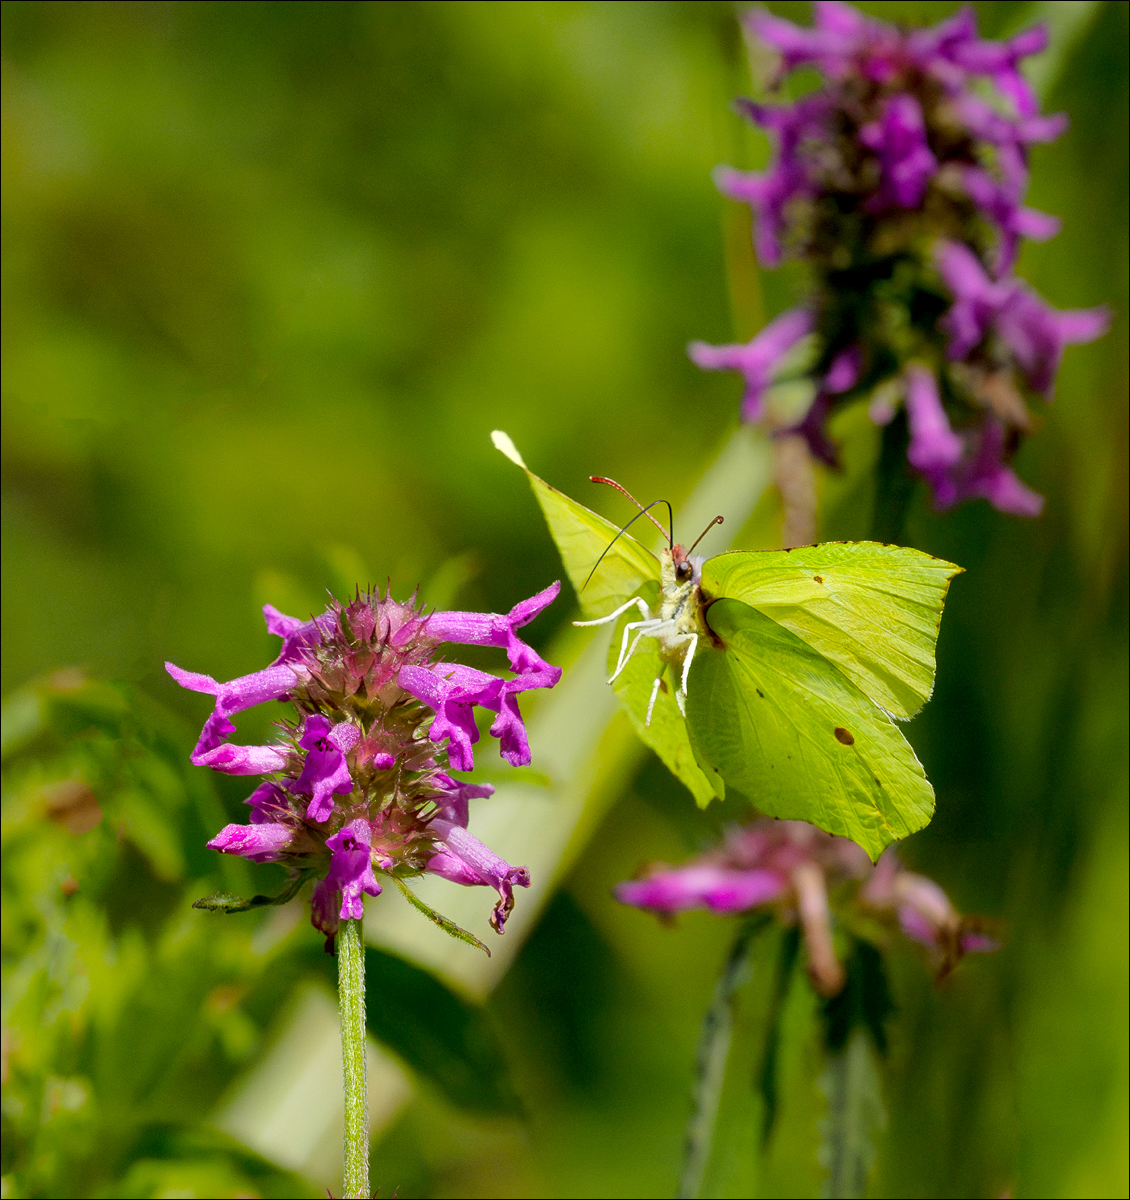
[[493, 431, 962, 860]]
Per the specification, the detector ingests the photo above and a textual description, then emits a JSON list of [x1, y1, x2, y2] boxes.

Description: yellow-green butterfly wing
[[687, 599, 935, 854], [492, 431, 656, 620], [701, 543, 962, 720]]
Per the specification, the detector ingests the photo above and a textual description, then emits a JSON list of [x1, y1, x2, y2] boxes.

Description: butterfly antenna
[[582, 500, 673, 592], [590, 477, 672, 546], [687, 515, 724, 555]]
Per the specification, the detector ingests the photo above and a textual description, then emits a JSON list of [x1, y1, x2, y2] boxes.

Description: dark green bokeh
[[2, 2, 1126, 1197]]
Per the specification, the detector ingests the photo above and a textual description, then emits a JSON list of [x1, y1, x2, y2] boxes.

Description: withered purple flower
[[692, 1, 1109, 517], [617, 818, 998, 991], [170, 584, 561, 947]]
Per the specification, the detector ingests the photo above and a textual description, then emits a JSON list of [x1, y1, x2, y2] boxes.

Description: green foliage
[[1, 1, 1126, 1196], [0, 675, 521, 1196]]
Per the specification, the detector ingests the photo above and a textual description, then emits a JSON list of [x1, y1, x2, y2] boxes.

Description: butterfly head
[[671, 544, 701, 586]]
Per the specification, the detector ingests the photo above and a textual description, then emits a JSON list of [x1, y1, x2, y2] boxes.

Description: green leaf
[[192, 871, 312, 914], [493, 429, 657, 619], [607, 580, 722, 808], [702, 543, 961, 720], [393, 876, 492, 956], [686, 599, 934, 860]]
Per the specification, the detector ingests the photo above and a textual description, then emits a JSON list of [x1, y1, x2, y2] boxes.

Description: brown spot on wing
[[813, 575, 824, 584], [834, 727, 855, 746]]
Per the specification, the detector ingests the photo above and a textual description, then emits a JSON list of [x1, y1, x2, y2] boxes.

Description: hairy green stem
[[678, 916, 770, 1199], [339, 917, 369, 1199]]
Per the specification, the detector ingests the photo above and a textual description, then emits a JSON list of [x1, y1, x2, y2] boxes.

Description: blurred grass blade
[[818, 1029, 886, 1200], [678, 914, 772, 1199]]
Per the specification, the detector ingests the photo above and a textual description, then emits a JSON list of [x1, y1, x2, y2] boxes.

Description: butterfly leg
[[609, 619, 664, 683], [645, 674, 662, 727], [573, 596, 651, 629], [672, 633, 698, 716]]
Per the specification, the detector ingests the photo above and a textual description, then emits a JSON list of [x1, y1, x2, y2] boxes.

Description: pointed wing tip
[[491, 430, 527, 469]]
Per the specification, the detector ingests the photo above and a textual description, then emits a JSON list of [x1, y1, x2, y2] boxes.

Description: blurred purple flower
[[618, 817, 999, 991], [690, 1, 1109, 517]]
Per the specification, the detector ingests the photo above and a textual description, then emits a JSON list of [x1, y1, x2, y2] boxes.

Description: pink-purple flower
[[171, 585, 561, 946], [689, 1, 1109, 518], [617, 818, 998, 991]]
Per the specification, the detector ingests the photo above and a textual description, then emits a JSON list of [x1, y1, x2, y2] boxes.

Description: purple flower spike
[[689, 307, 816, 422], [428, 817, 530, 932], [176, 583, 556, 941], [860, 94, 937, 211], [905, 366, 963, 477], [694, 3, 1108, 517], [208, 821, 293, 863], [619, 820, 999, 990], [291, 715, 359, 822]]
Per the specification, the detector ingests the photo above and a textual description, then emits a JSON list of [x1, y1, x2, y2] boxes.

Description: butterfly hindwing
[[687, 598, 935, 859], [494, 431, 657, 619], [700, 543, 961, 720]]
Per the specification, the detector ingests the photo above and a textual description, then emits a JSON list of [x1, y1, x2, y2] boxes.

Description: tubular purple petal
[[323, 819, 382, 922], [291, 715, 357, 823], [428, 818, 531, 932], [905, 366, 963, 475], [615, 865, 786, 915], [208, 821, 293, 863], [192, 742, 289, 774], [689, 307, 816, 421]]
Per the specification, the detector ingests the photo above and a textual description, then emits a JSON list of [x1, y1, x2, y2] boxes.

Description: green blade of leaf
[[393, 876, 492, 957], [607, 580, 722, 808], [493, 430, 658, 619], [686, 599, 934, 860], [701, 543, 961, 720], [192, 871, 312, 914]]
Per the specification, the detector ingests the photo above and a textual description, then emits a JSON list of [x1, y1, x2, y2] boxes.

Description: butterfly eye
[[676, 561, 692, 581]]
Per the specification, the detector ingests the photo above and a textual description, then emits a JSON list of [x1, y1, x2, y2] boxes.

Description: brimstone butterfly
[[492, 431, 962, 861]]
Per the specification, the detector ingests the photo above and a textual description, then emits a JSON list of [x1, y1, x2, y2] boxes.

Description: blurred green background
[[2, 2, 1126, 1197]]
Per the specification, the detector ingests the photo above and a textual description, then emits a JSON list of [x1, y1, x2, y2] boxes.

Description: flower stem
[[678, 915, 770, 1199], [339, 917, 369, 1199], [869, 413, 915, 544]]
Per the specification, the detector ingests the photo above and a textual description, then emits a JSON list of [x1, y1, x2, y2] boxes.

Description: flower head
[[691, 2, 1109, 516], [617, 818, 998, 991], [171, 584, 561, 947]]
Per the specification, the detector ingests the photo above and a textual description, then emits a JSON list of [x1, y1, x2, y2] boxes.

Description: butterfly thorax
[[656, 546, 707, 660]]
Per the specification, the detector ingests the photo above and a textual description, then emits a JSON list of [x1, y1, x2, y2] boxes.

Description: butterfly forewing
[[511, 460, 658, 620], [687, 599, 935, 860], [700, 543, 961, 720]]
